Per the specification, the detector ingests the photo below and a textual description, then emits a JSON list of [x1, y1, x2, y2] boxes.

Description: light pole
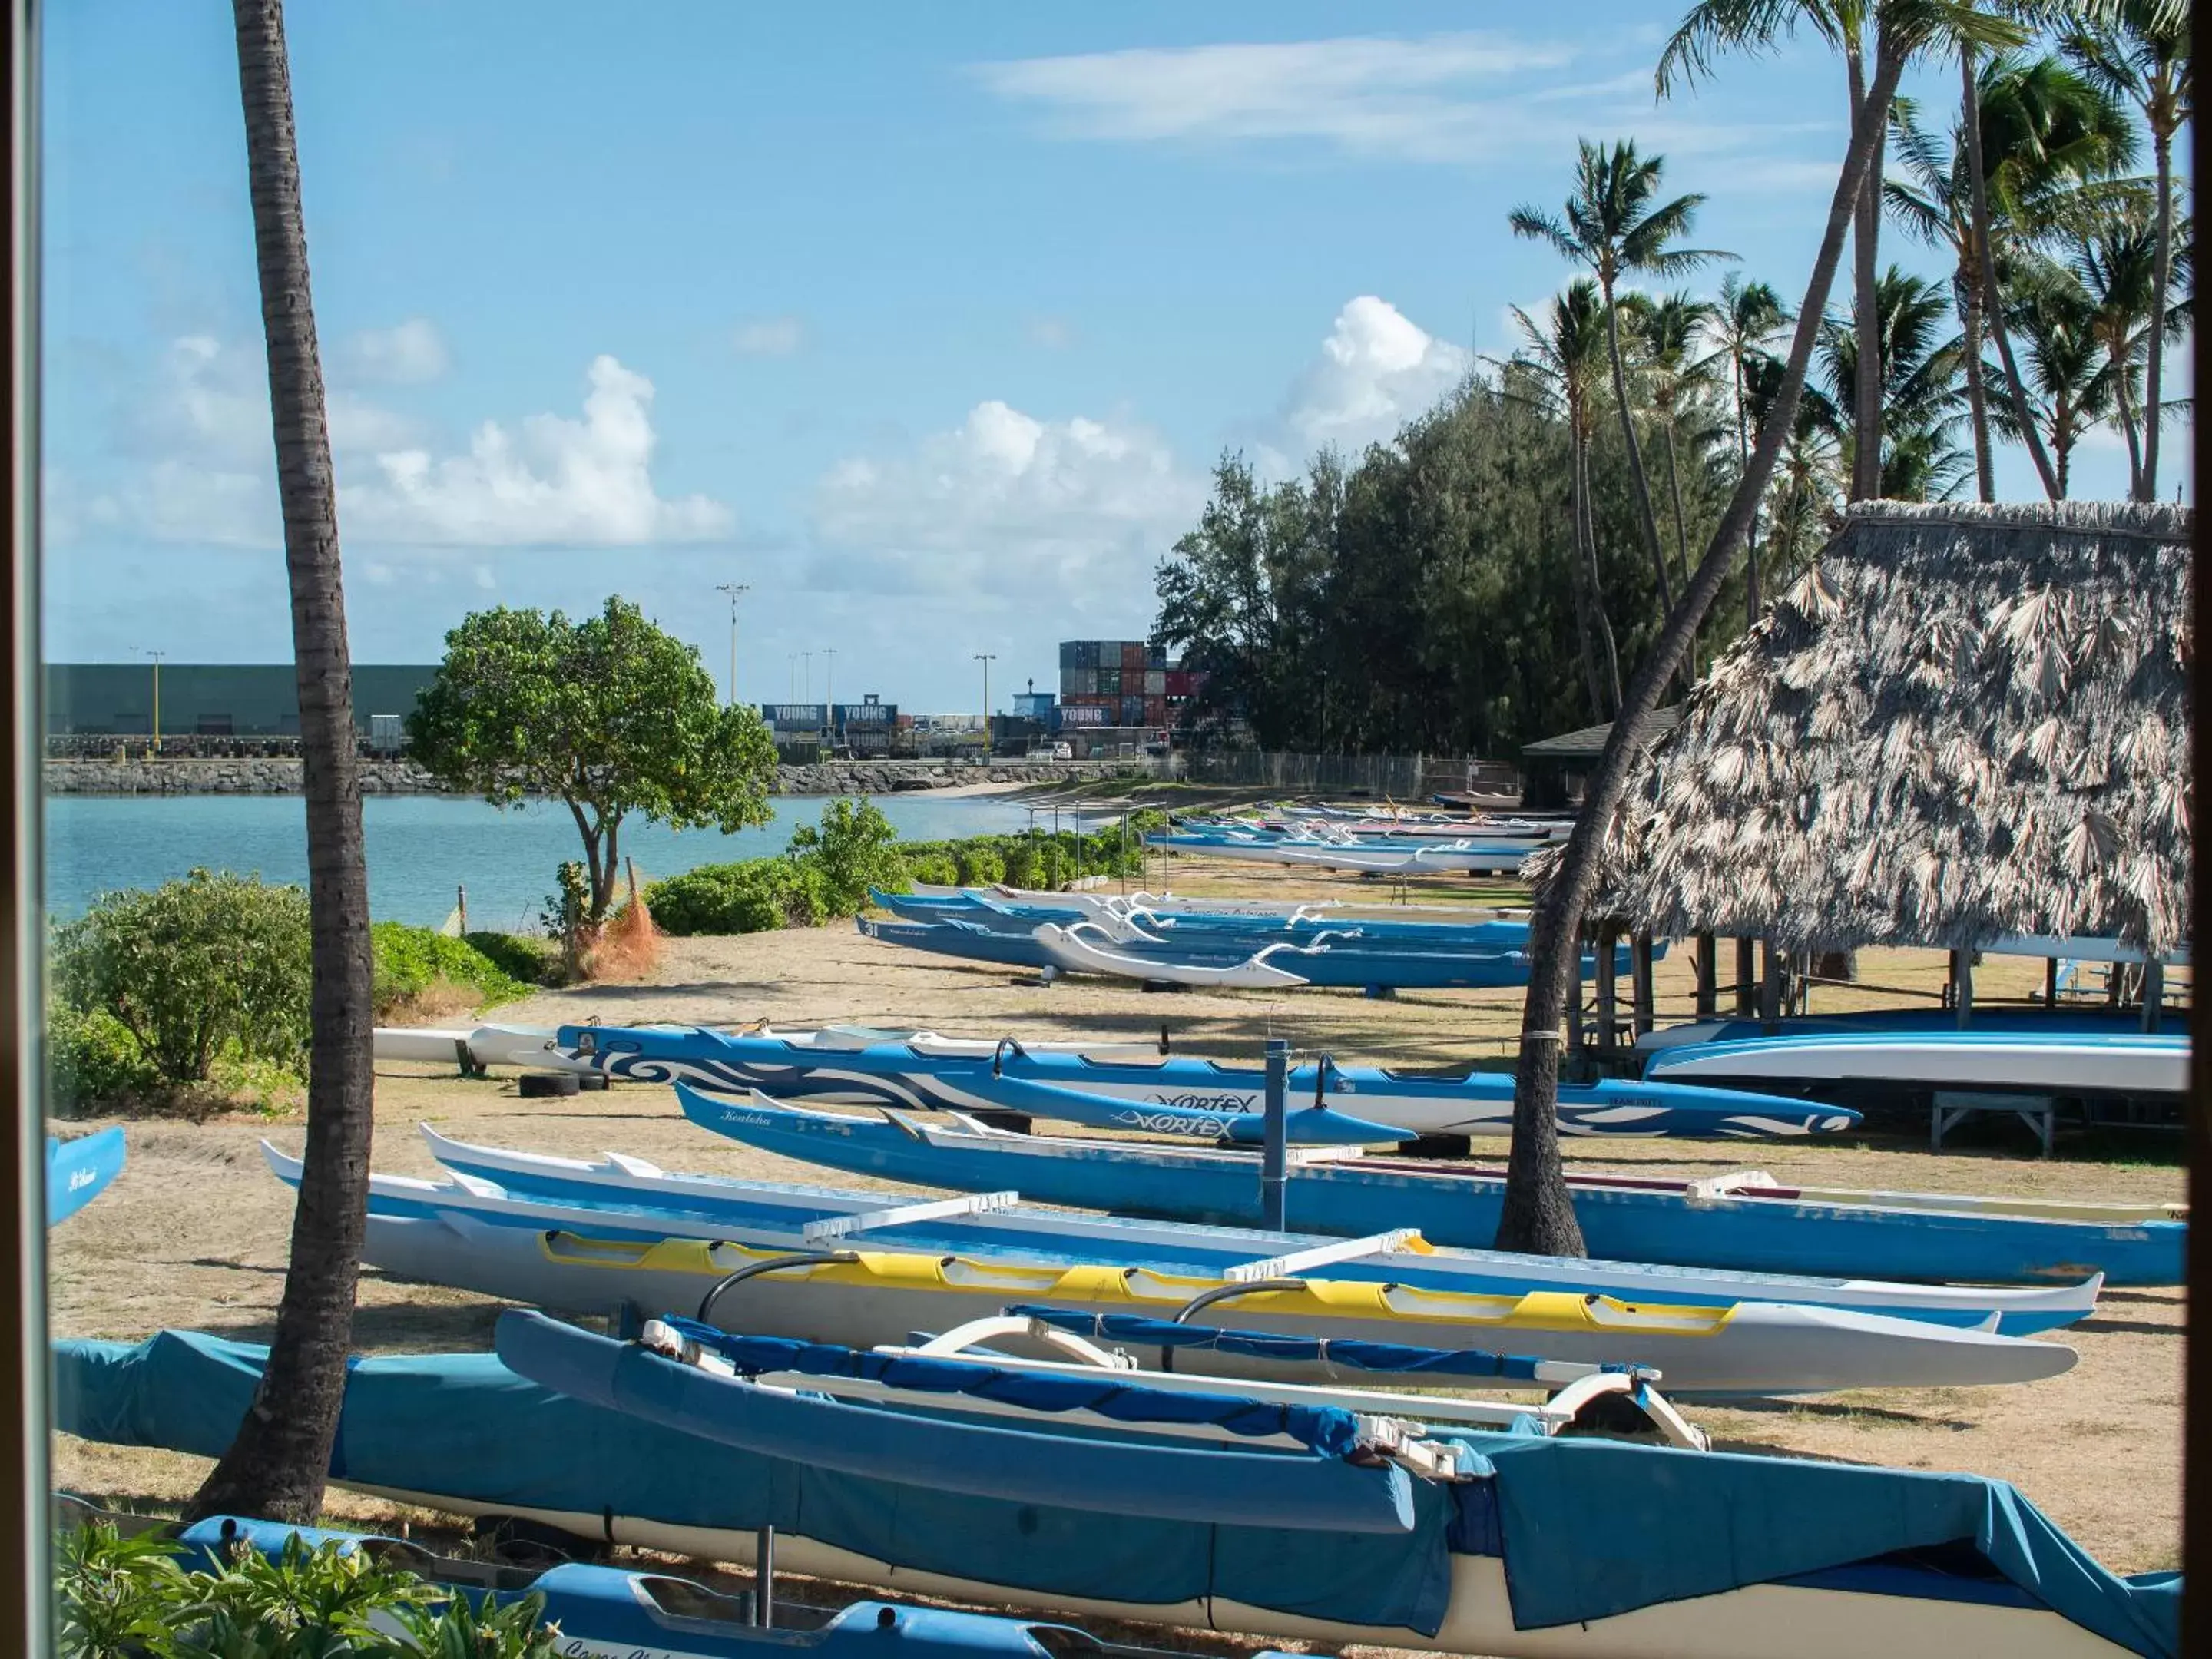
[[974, 652, 996, 760], [822, 648, 837, 750], [714, 583, 749, 707], [143, 649, 167, 753]]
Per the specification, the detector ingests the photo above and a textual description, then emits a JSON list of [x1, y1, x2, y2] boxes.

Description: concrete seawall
[[44, 757, 1131, 797]]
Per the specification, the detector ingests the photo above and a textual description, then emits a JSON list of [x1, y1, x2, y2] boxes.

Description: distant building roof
[[1522, 707, 1681, 760]]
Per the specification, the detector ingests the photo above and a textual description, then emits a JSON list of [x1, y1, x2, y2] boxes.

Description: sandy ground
[[49, 854, 2186, 1622]]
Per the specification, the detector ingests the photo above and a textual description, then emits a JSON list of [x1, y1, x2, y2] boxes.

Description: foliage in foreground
[[648, 798, 1168, 935], [368, 923, 532, 1018], [58, 1520, 559, 1659]]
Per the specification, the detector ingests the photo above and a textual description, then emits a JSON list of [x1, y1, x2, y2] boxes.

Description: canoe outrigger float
[[55, 1329, 2178, 1657]]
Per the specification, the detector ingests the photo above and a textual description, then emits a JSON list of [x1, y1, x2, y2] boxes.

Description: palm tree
[[1630, 291, 1725, 598], [1660, 2, 2026, 503], [187, 0, 376, 1524], [1709, 275, 1789, 623], [1887, 51, 2139, 498], [1820, 265, 1971, 498], [2065, 2, 2191, 500], [1498, 25, 1913, 1260], [1984, 258, 2114, 498], [1508, 282, 1625, 717], [2066, 209, 2193, 492], [1510, 141, 1733, 630]]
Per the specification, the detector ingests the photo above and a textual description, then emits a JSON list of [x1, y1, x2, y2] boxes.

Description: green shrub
[[370, 923, 531, 1018], [647, 857, 827, 935], [52, 871, 312, 1087], [47, 1002, 157, 1114], [57, 1519, 561, 1658], [462, 930, 556, 987], [787, 796, 909, 911], [954, 843, 1008, 886], [903, 852, 959, 887]]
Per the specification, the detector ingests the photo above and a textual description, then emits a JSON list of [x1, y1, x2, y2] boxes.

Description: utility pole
[[713, 583, 749, 707], [974, 652, 996, 761], [144, 649, 167, 753], [822, 648, 837, 751]]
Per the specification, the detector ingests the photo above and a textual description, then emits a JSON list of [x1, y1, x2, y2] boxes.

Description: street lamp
[[713, 583, 749, 707], [141, 649, 167, 753], [974, 653, 996, 760], [822, 648, 838, 750]]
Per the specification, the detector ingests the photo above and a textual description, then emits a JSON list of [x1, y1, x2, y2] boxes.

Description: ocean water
[[43, 792, 1057, 929]]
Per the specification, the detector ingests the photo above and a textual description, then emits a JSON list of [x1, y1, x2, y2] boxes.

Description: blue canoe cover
[[52, 1331, 1455, 1636], [1477, 1436, 2179, 1658], [658, 1319, 1362, 1459], [1008, 1306, 1549, 1382]]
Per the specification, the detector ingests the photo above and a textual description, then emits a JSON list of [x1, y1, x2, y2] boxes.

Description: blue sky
[[41, 2, 2161, 710]]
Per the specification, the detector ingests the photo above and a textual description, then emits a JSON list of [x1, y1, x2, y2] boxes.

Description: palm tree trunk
[[1565, 432, 1604, 722], [1600, 283, 1676, 621], [187, 0, 374, 1524], [1736, 355, 1761, 627], [2112, 347, 2145, 495], [1848, 45, 1883, 503], [1960, 261, 1995, 502], [1961, 42, 2060, 501], [1495, 39, 1907, 1258], [1578, 432, 1624, 714], [2140, 122, 2172, 500]]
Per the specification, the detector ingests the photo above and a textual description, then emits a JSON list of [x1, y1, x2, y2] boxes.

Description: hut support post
[[1694, 933, 1717, 1017], [1759, 939, 1783, 1025], [2143, 959, 2165, 1032], [1594, 921, 1619, 1058], [1734, 938, 1757, 1015], [2045, 957, 2059, 1008], [1631, 932, 1655, 1038], [1955, 949, 1975, 1028]]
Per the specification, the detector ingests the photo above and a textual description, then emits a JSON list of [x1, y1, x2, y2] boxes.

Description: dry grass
[[49, 858, 2186, 1610]]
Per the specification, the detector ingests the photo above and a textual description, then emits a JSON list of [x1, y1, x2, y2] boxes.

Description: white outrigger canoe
[[371, 1021, 1164, 1071], [1647, 1029, 2189, 1098]]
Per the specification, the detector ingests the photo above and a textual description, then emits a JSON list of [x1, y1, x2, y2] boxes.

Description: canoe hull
[[1647, 1032, 2188, 1097], [686, 1094, 2182, 1289]]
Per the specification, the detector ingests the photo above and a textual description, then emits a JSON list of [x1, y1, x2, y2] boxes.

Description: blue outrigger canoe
[[55, 1329, 2179, 1657], [858, 916, 1540, 992], [684, 1091, 2181, 1287], [557, 1023, 1860, 1140], [47, 1126, 124, 1226]]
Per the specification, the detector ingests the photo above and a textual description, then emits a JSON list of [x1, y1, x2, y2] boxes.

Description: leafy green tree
[[2064, 0, 2191, 499], [54, 872, 313, 1087], [408, 598, 779, 922], [56, 1521, 190, 1659], [1511, 140, 1733, 625], [786, 796, 908, 912]]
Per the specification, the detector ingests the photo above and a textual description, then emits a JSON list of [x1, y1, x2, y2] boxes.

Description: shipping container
[[1164, 670, 1192, 697], [1118, 642, 1141, 672], [1118, 694, 1144, 723], [1147, 643, 1167, 668], [1055, 703, 1108, 727], [1096, 667, 1121, 696], [1012, 692, 1055, 720], [1144, 697, 1168, 725], [1061, 667, 1095, 697], [1143, 669, 1166, 695], [1058, 641, 1083, 670]]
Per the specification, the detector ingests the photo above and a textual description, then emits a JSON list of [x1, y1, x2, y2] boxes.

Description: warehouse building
[[45, 663, 441, 738]]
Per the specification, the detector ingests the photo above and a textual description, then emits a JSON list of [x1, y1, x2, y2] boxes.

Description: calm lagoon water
[[45, 792, 1044, 929]]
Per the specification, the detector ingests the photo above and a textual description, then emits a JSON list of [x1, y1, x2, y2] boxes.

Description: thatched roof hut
[[1581, 500, 2192, 957]]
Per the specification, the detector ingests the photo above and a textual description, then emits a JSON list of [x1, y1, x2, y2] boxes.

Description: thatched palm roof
[[1582, 500, 2192, 955]]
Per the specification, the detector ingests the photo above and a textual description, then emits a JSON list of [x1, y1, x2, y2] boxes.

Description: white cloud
[[975, 32, 1829, 167], [1278, 296, 1473, 455], [811, 399, 1203, 599], [344, 318, 449, 385], [733, 315, 808, 356], [342, 355, 733, 546]]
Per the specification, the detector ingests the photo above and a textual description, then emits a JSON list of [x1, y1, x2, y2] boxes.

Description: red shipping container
[[1121, 641, 1145, 671], [1164, 670, 1192, 697], [1144, 697, 1168, 725]]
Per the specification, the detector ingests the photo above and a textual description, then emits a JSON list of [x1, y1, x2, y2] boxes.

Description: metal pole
[[754, 1523, 775, 1626], [714, 583, 749, 707], [974, 653, 995, 760], [146, 650, 165, 753], [1261, 1038, 1290, 1231], [823, 647, 836, 747]]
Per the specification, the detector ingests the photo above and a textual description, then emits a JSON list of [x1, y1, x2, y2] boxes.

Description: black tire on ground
[[574, 1072, 609, 1091], [518, 1071, 581, 1098], [1394, 1133, 1473, 1160]]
